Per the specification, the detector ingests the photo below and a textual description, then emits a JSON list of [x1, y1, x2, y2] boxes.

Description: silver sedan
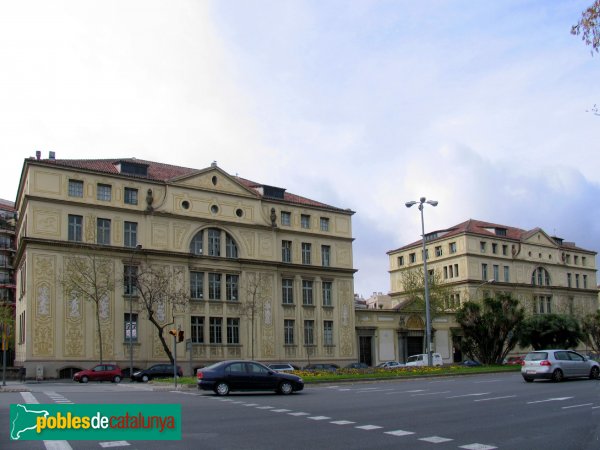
[[521, 349, 600, 382]]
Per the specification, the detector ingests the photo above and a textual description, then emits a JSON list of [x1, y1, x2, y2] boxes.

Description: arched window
[[189, 228, 238, 259], [531, 267, 550, 286]]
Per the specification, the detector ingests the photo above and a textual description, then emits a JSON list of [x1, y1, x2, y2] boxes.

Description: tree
[[456, 295, 524, 364], [582, 311, 600, 353], [518, 314, 583, 350], [240, 272, 270, 360], [572, 1, 600, 55], [0, 302, 15, 354], [134, 263, 189, 364], [398, 268, 453, 318]]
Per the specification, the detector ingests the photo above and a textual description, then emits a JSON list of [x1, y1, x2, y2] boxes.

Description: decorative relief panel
[[239, 231, 255, 258], [226, 303, 240, 315], [227, 347, 242, 359], [210, 346, 224, 359], [259, 233, 273, 258], [33, 255, 55, 357], [33, 209, 60, 237], [85, 214, 96, 242], [173, 224, 190, 250], [285, 346, 297, 358], [151, 222, 169, 248], [193, 346, 206, 358], [190, 302, 206, 314], [323, 308, 334, 319], [302, 307, 315, 319], [64, 291, 84, 357], [34, 171, 61, 195], [283, 306, 296, 318], [209, 303, 223, 315]]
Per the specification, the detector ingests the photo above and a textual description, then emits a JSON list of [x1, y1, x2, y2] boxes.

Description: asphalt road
[[2, 372, 600, 449]]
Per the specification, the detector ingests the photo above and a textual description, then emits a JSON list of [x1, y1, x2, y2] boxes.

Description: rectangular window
[[567, 273, 572, 288], [301, 214, 310, 229], [282, 278, 294, 304], [190, 271, 204, 299], [582, 257, 587, 266], [191, 316, 204, 343], [68, 215, 83, 242], [449, 242, 457, 254], [449, 265, 453, 278], [583, 274, 588, 289], [574, 255, 579, 264], [209, 273, 221, 300], [398, 256, 404, 266], [421, 249, 429, 261], [322, 281, 332, 306], [323, 321, 333, 346], [493, 265, 499, 281], [226, 235, 238, 258], [284, 319, 295, 345], [227, 318, 240, 344], [124, 187, 138, 205], [281, 211, 291, 226], [68, 179, 84, 198], [443, 266, 448, 279], [566, 254, 571, 264], [97, 183, 112, 201], [226, 274, 239, 301], [481, 263, 488, 280], [435, 246, 442, 257], [504, 266, 510, 283], [303, 320, 314, 345], [302, 280, 313, 305], [208, 229, 220, 257], [124, 313, 138, 341], [302, 243, 312, 264], [97, 218, 111, 245], [124, 265, 138, 296], [321, 245, 331, 267], [409, 253, 416, 263], [575, 274, 580, 288], [454, 264, 459, 278], [546, 297, 552, 314], [124, 221, 138, 248], [282, 240, 292, 263], [492, 243, 498, 254], [209, 317, 222, 344], [320, 217, 329, 231], [480, 242, 486, 253]]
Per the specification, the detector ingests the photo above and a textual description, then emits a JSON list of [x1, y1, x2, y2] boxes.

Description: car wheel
[[278, 381, 293, 395], [590, 366, 600, 380], [142, 375, 149, 383], [81, 376, 88, 383], [215, 382, 230, 396], [113, 376, 121, 383], [551, 369, 564, 382], [522, 376, 534, 383]]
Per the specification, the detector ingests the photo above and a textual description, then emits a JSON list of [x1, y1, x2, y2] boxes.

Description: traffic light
[[168, 329, 177, 337], [178, 330, 184, 343]]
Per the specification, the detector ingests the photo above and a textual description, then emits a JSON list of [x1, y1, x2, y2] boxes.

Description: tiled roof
[[29, 157, 349, 212], [0, 198, 15, 211]]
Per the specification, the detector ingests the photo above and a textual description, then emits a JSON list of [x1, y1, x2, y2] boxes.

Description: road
[[2, 372, 600, 449]]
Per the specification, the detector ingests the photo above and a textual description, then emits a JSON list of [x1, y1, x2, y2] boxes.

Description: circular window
[[211, 204, 219, 214], [235, 208, 243, 218], [212, 176, 217, 186], [182, 201, 190, 210]]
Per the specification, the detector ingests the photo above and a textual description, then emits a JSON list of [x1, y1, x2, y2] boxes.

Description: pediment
[[171, 167, 258, 198], [521, 229, 558, 248]]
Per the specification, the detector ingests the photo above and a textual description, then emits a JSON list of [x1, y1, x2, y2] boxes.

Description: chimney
[[49, 151, 55, 160], [211, 161, 217, 167], [36, 151, 41, 160]]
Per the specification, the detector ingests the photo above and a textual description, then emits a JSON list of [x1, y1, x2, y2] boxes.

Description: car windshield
[[202, 361, 229, 370], [406, 356, 420, 363], [525, 352, 548, 361]]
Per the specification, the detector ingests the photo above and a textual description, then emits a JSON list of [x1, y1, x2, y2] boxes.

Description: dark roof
[[28, 157, 350, 213]]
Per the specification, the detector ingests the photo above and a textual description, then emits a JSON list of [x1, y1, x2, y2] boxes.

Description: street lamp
[[128, 244, 142, 381], [406, 197, 438, 367], [476, 279, 495, 299]]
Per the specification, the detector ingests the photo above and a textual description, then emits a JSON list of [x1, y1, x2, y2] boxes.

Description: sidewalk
[[0, 380, 30, 393]]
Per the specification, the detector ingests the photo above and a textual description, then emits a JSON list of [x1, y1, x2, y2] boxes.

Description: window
[[504, 266, 510, 282], [454, 264, 459, 278], [209, 273, 221, 300], [492, 243, 497, 254], [284, 319, 295, 345], [480, 241, 486, 253], [582, 257, 587, 266], [190, 231, 203, 255], [409, 253, 416, 263], [320, 217, 329, 232], [282, 240, 292, 263], [398, 256, 404, 267], [302, 243, 311, 264], [535, 296, 552, 314], [445, 293, 460, 310], [531, 267, 550, 286], [97, 184, 112, 201], [302, 280, 313, 305], [281, 211, 291, 226], [566, 254, 571, 264], [191, 316, 204, 343], [124, 187, 138, 205], [502, 245, 508, 256], [443, 266, 448, 279], [68, 215, 83, 242], [208, 228, 220, 257], [282, 279, 294, 304], [567, 273, 572, 288], [449, 265, 453, 278], [301, 214, 310, 229], [304, 320, 314, 345], [68, 179, 83, 198], [422, 249, 429, 260], [226, 274, 238, 301], [226, 235, 238, 258], [493, 265, 499, 281], [124, 221, 137, 248], [583, 274, 588, 289], [575, 274, 580, 288], [322, 281, 332, 306], [124, 265, 138, 296], [190, 271, 204, 299], [321, 245, 331, 267], [323, 321, 333, 346], [97, 218, 111, 245], [574, 255, 579, 265], [227, 318, 240, 344], [124, 313, 138, 341], [209, 317, 222, 344], [449, 242, 457, 254], [481, 263, 488, 280], [435, 246, 442, 257]]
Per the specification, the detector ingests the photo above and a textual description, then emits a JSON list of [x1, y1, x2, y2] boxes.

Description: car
[[73, 364, 123, 383], [303, 363, 339, 372], [345, 362, 369, 369], [197, 360, 304, 396], [405, 353, 443, 367], [521, 349, 600, 382], [376, 361, 405, 369], [503, 355, 525, 365], [461, 359, 482, 367], [267, 363, 297, 373], [131, 364, 183, 382]]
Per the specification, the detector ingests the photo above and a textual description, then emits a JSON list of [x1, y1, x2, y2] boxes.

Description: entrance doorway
[[358, 336, 373, 366], [407, 336, 423, 358]]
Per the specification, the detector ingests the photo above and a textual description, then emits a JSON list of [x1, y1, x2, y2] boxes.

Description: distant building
[[0, 198, 16, 366], [365, 292, 395, 310]]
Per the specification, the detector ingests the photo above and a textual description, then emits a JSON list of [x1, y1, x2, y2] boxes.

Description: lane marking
[[447, 393, 491, 399], [256, 406, 274, 409], [330, 420, 355, 425], [459, 444, 497, 449], [288, 412, 310, 416], [562, 403, 594, 409], [527, 397, 573, 404], [474, 395, 517, 402], [420, 436, 453, 443], [270, 409, 291, 413], [355, 425, 382, 430], [308, 416, 331, 420], [412, 391, 451, 396], [99, 442, 130, 448], [384, 430, 415, 437]]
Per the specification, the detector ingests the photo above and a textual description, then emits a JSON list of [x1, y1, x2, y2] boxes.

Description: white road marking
[[447, 393, 491, 399], [355, 425, 382, 430], [562, 403, 594, 409], [99, 442, 130, 448], [270, 409, 291, 413], [19, 392, 73, 450], [474, 395, 517, 402], [384, 430, 415, 437], [419, 436, 453, 443], [459, 444, 497, 450], [308, 416, 331, 420], [288, 412, 310, 416], [527, 397, 573, 404], [243, 403, 259, 407], [473, 379, 501, 383], [412, 391, 452, 396], [356, 388, 394, 393], [330, 420, 355, 425], [256, 406, 274, 409]]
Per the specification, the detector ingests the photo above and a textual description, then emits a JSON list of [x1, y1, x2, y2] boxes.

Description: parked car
[[131, 364, 183, 382], [267, 363, 297, 373], [197, 360, 304, 395], [521, 349, 600, 382], [304, 363, 339, 372], [376, 361, 405, 369], [405, 353, 443, 367], [346, 362, 369, 369], [503, 355, 525, 366], [73, 364, 123, 383], [461, 360, 482, 367]]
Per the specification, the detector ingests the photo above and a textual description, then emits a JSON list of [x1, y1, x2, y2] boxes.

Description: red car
[[504, 355, 525, 366], [73, 364, 123, 383]]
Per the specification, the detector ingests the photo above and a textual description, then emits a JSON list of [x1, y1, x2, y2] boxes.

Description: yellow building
[[385, 219, 598, 363], [14, 155, 357, 378]]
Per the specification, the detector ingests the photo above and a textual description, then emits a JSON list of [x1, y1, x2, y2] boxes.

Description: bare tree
[[572, 1, 600, 55], [133, 263, 189, 364], [59, 255, 115, 364], [240, 272, 270, 360], [398, 267, 453, 318]]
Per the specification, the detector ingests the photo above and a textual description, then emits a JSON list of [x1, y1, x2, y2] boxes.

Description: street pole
[[1, 323, 6, 387], [173, 326, 179, 389], [129, 244, 142, 381]]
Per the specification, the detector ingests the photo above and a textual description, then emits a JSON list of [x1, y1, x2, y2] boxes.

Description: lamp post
[[406, 197, 438, 367], [128, 244, 142, 381], [476, 279, 495, 299]]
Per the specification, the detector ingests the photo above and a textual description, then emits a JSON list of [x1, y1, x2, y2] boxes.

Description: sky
[[1, 1, 599, 297]]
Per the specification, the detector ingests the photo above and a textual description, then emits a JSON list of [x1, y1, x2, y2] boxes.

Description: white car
[[267, 363, 296, 373], [376, 361, 405, 369], [521, 349, 600, 382], [405, 353, 443, 367]]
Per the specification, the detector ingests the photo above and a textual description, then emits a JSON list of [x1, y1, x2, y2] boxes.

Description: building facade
[[0, 199, 17, 366], [14, 155, 357, 378], [380, 219, 599, 364]]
